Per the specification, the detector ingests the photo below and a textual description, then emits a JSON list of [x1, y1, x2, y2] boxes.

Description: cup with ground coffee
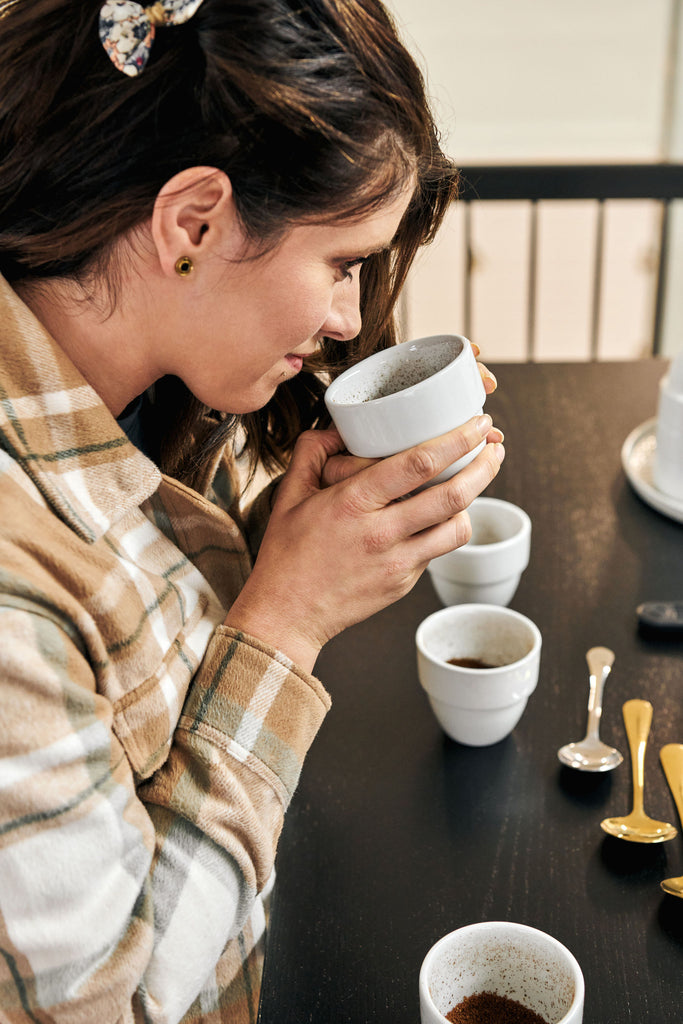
[[415, 604, 541, 746], [419, 921, 584, 1024], [324, 334, 486, 488]]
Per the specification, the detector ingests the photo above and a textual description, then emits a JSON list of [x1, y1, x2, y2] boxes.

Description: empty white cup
[[324, 334, 486, 487], [427, 497, 531, 606], [419, 921, 584, 1024], [415, 604, 542, 746]]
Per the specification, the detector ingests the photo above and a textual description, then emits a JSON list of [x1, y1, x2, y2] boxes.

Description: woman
[[0, 1, 504, 1021]]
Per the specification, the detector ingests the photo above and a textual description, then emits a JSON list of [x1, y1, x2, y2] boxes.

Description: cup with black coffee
[[419, 921, 584, 1024], [324, 334, 486, 487], [415, 604, 541, 746]]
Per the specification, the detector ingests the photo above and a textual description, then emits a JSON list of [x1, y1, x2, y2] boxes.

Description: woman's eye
[[339, 257, 367, 281]]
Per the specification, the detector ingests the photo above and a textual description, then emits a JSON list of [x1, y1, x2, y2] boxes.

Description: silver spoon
[[557, 646, 623, 772]]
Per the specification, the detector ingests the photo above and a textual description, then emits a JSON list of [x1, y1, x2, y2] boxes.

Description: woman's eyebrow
[[339, 242, 392, 259]]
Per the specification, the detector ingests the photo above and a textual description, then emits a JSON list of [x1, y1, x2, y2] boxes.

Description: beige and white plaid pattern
[[0, 276, 331, 1023]]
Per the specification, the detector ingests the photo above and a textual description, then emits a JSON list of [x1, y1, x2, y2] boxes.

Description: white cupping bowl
[[324, 334, 486, 485], [427, 497, 531, 607], [419, 922, 584, 1024], [415, 604, 542, 746]]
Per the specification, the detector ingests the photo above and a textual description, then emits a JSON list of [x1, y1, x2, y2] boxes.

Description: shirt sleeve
[[241, 478, 281, 562], [0, 604, 330, 1024]]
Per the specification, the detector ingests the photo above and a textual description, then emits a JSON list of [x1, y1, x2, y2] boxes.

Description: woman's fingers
[[480, 365, 498, 394], [333, 414, 497, 511], [470, 341, 498, 394], [407, 507, 474, 564], [381, 440, 505, 544], [322, 424, 503, 490], [322, 452, 380, 487], [275, 426, 347, 502]]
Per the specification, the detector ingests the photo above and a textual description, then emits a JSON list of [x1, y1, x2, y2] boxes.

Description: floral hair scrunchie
[[99, 0, 205, 77]]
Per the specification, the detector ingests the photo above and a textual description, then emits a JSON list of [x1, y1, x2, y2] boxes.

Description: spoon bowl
[[558, 737, 623, 773], [557, 647, 623, 772], [660, 875, 683, 898], [600, 810, 677, 843], [600, 699, 677, 844], [660, 744, 683, 895]]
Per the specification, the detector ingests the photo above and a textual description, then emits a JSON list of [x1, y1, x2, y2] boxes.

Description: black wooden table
[[258, 360, 683, 1024]]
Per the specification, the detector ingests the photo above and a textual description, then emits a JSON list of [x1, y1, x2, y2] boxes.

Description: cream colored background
[[386, 0, 683, 360]]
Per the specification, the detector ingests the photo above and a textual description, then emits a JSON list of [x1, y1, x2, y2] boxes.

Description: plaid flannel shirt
[[0, 275, 331, 1023]]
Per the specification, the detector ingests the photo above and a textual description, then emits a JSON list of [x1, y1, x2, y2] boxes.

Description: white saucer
[[621, 418, 683, 524]]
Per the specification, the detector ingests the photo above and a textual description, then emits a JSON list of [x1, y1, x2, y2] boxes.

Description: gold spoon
[[600, 699, 677, 843], [660, 744, 683, 896]]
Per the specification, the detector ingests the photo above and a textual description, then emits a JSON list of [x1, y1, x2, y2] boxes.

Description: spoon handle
[[660, 744, 683, 825], [584, 646, 615, 740], [623, 699, 653, 815]]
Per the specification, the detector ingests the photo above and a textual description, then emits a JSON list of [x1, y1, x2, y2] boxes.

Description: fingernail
[[489, 427, 504, 443], [477, 414, 493, 435], [493, 442, 505, 462], [484, 371, 497, 393]]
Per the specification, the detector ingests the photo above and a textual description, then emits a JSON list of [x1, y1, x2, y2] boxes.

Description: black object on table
[[258, 360, 683, 1024]]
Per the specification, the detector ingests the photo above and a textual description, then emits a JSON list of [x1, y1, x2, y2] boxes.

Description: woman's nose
[[323, 275, 363, 341]]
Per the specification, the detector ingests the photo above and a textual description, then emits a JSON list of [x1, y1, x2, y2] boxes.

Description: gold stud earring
[[175, 256, 194, 277]]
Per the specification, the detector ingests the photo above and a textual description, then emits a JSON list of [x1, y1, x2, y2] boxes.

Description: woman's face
[[163, 185, 413, 414]]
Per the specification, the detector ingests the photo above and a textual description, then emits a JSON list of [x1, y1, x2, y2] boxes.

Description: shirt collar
[[0, 274, 162, 542]]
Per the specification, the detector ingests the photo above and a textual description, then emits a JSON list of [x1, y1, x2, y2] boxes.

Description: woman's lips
[[285, 354, 303, 373]]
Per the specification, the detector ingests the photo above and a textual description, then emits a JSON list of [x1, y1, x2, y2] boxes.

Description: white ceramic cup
[[427, 497, 531, 607], [324, 334, 486, 486], [415, 604, 541, 746], [419, 921, 584, 1024], [654, 351, 683, 501]]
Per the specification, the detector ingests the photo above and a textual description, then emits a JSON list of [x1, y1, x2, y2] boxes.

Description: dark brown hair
[[0, 0, 458, 485]]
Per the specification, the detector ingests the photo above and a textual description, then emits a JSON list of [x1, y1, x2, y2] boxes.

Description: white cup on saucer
[[654, 351, 683, 501]]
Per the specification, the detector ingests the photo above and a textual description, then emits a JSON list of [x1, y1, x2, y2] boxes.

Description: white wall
[[385, 0, 683, 360]]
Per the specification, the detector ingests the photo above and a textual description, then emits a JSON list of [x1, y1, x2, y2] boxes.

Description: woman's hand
[[321, 344, 500, 488], [225, 414, 504, 674], [471, 341, 498, 395]]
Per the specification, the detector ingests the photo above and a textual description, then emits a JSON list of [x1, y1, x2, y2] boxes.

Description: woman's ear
[[151, 167, 238, 276]]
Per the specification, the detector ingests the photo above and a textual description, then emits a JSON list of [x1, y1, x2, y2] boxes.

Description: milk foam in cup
[[324, 334, 486, 487]]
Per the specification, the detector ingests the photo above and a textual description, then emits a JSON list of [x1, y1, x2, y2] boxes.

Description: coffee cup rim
[[324, 334, 468, 410], [439, 497, 531, 559], [415, 604, 542, 674]]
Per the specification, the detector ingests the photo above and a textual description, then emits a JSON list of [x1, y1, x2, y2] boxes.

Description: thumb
[[276, 427, 347, 506], [322, 452, 380, 487]]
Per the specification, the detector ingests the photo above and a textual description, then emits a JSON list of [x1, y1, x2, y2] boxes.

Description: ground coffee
[[447, 657, 496, 669], [446, 990, 549, 1023]]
